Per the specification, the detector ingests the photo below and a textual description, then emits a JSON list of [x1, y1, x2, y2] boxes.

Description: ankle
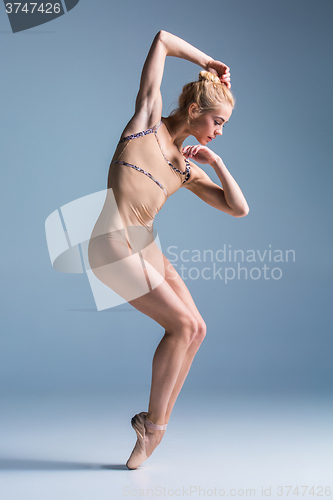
[[146, 413, 167, 428]]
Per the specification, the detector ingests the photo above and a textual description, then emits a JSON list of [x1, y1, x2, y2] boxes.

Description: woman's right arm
[[122, 30, 231, 136]]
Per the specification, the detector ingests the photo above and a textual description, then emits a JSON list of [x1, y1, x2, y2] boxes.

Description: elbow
[[156, 30, 166, 42], [156, 30, 169, 49], [232, 204, 250, 218]]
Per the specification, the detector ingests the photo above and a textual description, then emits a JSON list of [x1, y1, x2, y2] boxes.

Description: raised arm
[[122, 30, 231, 136]]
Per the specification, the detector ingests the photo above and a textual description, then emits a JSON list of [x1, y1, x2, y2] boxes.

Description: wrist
[[198, 54, 212, 71], [204, 58, 215, 71], [209, 156, 222, 168]]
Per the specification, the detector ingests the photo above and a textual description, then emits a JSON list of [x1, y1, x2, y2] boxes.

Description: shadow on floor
[[0, 458, 128, 471]]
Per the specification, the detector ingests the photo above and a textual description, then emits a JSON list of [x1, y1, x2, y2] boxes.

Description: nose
[[215, 125, 223, 137]]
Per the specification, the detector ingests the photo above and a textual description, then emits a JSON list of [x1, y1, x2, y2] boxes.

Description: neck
[[162, 112, 191, 151]]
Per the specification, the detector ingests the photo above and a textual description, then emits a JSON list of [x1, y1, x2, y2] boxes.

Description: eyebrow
[[214, 116, 228, 123]]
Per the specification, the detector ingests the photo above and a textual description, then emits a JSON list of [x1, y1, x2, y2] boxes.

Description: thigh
[[128, 274, 198, 334], [89, 234, 152, 304], [90, 234, 196, 333], [161, 253, 205, 327], [128, 245, 205, 332]]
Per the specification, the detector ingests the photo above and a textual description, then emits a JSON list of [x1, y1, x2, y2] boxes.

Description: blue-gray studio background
[[1, 0, 332, 397]]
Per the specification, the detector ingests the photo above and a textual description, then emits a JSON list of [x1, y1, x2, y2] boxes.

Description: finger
[[220, 76, 230, 83], [183, 150, 191, 157], [185, 147, 194, 157]]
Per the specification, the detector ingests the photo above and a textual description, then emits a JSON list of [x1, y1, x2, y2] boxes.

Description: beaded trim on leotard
[[113, 160, 168, 198], [154, 129, 191, 184], [112, 120, 190, 198], [119, 121, 163, 143]]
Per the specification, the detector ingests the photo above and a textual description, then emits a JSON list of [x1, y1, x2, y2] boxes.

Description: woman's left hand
[[206, 60, 231, 88], [182, 145, 219, 165]]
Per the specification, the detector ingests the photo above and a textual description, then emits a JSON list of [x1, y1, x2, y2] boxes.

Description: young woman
[[88, 30, 249, 469]]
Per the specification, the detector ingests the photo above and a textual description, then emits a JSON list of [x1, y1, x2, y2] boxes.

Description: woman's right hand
[[206, 60, 231, 88], [182, 144, 219, 165]]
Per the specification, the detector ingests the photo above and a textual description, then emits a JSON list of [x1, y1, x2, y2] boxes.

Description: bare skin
[[117, 31, 249, 458]]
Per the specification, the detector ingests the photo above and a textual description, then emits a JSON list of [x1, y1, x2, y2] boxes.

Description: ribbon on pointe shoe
[[145, 417, 168, 431]]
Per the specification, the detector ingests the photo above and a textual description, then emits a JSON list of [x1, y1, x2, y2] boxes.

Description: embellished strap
[[154, 130, 191, 184], [182, 158, 191, 183], [119, 120, 162, 143], [145, 417, 168, 431], [113, 160, 168, 198]]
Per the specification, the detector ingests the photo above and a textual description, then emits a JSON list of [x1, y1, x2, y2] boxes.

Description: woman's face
[[189, 102, 233, 145]]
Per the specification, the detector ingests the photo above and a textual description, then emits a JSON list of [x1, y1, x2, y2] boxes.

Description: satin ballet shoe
[[126, 412, 168, 470]]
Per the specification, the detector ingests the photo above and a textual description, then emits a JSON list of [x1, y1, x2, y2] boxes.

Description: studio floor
[[0, 388, 332, 499]]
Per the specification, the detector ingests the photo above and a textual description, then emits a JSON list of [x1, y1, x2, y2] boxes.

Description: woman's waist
[[89, 205, 154, 240], [88, 222, 156, 255]]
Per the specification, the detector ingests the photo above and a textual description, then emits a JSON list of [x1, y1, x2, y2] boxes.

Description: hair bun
[[199, 70, 221, 84]]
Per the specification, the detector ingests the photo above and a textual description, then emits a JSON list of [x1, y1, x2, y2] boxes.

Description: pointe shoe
[[126, 412, 167, 470]]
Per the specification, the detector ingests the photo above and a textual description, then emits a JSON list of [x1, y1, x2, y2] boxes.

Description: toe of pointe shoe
[[126, 443, 147, 469], [126, 412, 148, 470]]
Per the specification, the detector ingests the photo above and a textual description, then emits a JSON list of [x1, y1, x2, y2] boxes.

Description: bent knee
[[170, 314, 198, 345], [194, 319, 207, 344]]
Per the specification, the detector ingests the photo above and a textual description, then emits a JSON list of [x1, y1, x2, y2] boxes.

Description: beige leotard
[[87, 120, 191, 302]]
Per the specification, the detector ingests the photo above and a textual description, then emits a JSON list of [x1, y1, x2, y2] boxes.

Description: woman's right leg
[[128, 276, 199, 425], [158, 254, 207, 424], [89, 234, 198, 421], [127, 278, 199, 459], [89, 235, 200, 458]]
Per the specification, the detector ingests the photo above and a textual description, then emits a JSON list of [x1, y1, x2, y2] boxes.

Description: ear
[[188, 102, 200, 119]]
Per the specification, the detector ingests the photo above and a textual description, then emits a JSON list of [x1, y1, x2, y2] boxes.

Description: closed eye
[[214, 121, 226, 129]]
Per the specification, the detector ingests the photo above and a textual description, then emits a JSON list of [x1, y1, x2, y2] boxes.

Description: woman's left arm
[[183, 145, 249, 217]]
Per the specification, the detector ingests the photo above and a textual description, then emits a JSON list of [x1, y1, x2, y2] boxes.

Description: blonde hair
[[172, 70, 235, 117]]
